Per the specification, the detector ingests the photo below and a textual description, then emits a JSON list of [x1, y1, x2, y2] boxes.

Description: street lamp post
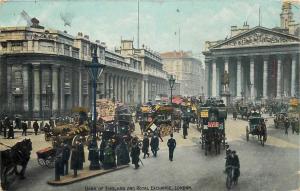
[[169, 75, 176, 105], [86, 45, 105, 170]]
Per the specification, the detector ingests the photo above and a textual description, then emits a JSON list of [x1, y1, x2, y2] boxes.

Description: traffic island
[[47, 165, 129, 186]]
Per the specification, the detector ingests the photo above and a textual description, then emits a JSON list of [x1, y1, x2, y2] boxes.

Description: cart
[[36, 147, 56, 168]]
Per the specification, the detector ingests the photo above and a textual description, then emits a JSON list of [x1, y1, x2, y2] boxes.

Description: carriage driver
[[225, 150, 240, 182]]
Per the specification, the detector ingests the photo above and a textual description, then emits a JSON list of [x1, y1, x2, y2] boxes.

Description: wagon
[[246, 116, 267, 146], [36, 147, 56, 168]]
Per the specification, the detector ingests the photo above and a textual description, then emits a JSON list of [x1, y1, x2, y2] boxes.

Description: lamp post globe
[[86, 44, 105, 170]]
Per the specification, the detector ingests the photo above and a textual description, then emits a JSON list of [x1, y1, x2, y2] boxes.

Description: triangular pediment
[[211, 26, 300, 49]]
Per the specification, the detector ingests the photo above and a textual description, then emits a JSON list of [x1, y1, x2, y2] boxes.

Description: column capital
[[262, 55, 269, 61], [51, 64, 60, 69], [276, 54, 285, 61], [291, 53, 297, 60], [32, 63, 40, 70]]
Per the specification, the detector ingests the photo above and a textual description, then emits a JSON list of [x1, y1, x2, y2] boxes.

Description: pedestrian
[[7, 119, 14, 139], [62, 141, 71, 175], [116, 138, 130, 166], [33, 120, 39, 135], [3, 116, 10, 138], [99, 139, 107, 163], [130, 141, 141, 169], [103, 141, 116, 169], [15, 116, 21, 129], [54, 142, 63, 181], [21, 121, 28, 136], [0, 119, 3, 135], [150, 134, 159, 157], [142, 134, 150, 159], [167, 134, 176, 161], [71, 141, 80, 178], [182, 115, 189, 139], [77, 137, 85, 170], [285, 118, 289, 135]]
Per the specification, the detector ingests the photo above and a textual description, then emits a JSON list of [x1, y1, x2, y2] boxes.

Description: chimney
[[96, 40, 100, 43], [84, 35, 89, 39], [77, 32, 83, 37]]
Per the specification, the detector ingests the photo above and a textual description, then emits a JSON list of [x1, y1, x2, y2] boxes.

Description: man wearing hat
[[150, 134, 159, 157], [142, 134, 150, 159], [167, 134, 176, 161]]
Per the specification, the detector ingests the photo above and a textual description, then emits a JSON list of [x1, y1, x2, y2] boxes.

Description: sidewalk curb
[[47, 165, 129, 186]]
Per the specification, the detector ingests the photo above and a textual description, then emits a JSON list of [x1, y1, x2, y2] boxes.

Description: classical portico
[[204, 26, 300, 100]]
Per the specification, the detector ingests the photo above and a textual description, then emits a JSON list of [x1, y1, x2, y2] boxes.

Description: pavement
[[47, 165, 129, 186], [3, 117, 300, 191]]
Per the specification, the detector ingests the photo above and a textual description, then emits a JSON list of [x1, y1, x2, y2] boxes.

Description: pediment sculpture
[[217, 30, 298, 48]]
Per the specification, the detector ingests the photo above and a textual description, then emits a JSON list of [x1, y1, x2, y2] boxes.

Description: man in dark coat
[[130, 142, 140, 169], [225, 150, 240, 183], [21, 121, 28, 136], [77, 138, 85, 170], [116, 139, 130, 166], [142, 134, 150, 159], [0, 119, 3, 135], [150, 134, 159, 157], [62, 141, 71, 175], [103, 142, 116, 169], [3, 116, 10, 138], [7, 120, 14, 139], [33, 120, 39, 135], [71, 141, 80, 177], [284, 118, 289, 135], [182, 115, 189, 139], [54, 142, 64, 180], [167, 134, 176, 161], [15, 116, 21, 129]]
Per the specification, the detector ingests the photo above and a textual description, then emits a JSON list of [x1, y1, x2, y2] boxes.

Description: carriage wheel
[[37, 158, 46, 166], [246, 126, 249, 141], [45, 156, 55, 168]]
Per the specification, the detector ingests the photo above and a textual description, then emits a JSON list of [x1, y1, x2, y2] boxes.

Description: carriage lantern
[[86, 44, 105, 170]]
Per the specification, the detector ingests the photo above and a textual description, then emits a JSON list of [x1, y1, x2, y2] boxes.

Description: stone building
[[116, 40, 169, 103], [203, 2, 300, 100], [0, 26, 145, 119], [160, 51, 204, 96]]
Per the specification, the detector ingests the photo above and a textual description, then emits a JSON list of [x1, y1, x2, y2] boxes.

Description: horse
[[1, 138, 32, 190], [257, 123, 267, 145]]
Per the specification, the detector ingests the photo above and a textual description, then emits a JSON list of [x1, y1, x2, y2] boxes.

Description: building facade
[[0, 26, 145, 119], [160, 51, 204, 97], [203, 2, 300, 100], [116, 40, 169, 103]]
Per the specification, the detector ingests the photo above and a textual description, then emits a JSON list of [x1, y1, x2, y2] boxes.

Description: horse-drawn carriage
[[201, 107, 226, 155], [238, 106, 250, 120], [246, 113, 267, 146], [199, 99, 227, 156], [274, 112, 288, 129], [1, 139, 32, 190]]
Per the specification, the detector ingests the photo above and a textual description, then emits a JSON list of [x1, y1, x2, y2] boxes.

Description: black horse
[[1, 138, 32, 190]]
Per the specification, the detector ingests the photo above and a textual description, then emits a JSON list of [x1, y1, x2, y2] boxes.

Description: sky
[[0, 0, 299, 60]]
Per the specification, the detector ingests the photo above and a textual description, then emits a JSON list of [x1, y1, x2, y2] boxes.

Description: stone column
[[224, 57, 229, 93], [145, 80, 149, 102], [211, 58, 217, 97], [236, 57, 242, 97], [7, 64, 12, 113], [249, 56, 255, 100], [141, 80, 145, 103], [205, 58, 210, 97], [291, 54, 296, 97], [60, 66, 65, 113], [277, 55, 282, 98], [263, 56, 268, 98], [52, 65, 59, 112], [32, 63, 40, 115], [78, 66, 82, 106], [22, 64, 29, 112]]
